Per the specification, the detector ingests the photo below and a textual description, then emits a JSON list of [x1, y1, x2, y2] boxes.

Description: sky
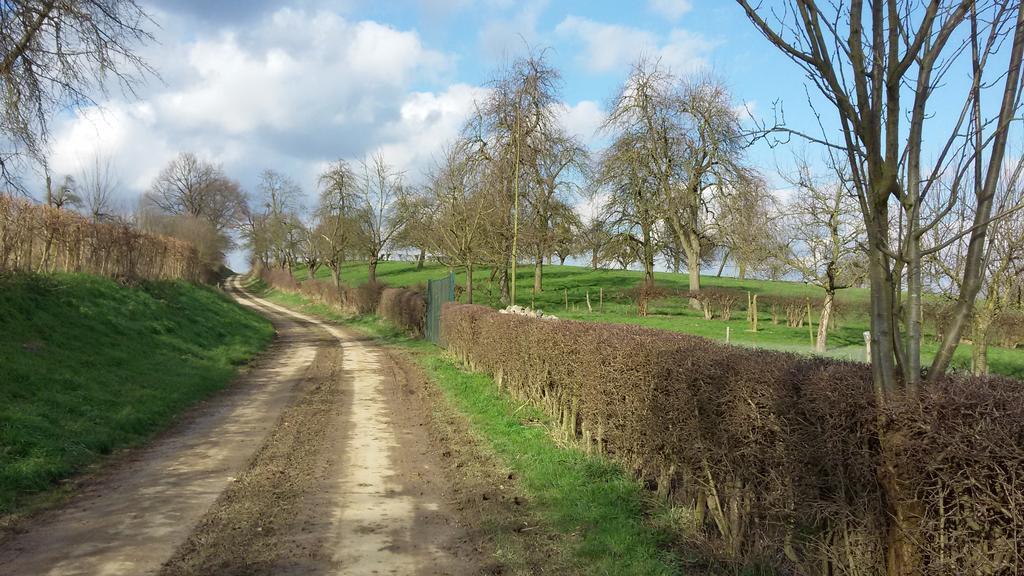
[[42, 0, 881, 271], [47, 0, 809, 201]]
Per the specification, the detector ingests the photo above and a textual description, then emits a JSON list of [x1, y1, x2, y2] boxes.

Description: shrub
[[0, 194, 201, 282], [349, 280, 385, 315], [377, 287, 426, 335], [690, 288, 746, 320], [440, 302, 1024, 573]]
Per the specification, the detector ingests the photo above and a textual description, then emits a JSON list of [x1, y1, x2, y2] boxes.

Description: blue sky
[[49, 0, 815, 208]]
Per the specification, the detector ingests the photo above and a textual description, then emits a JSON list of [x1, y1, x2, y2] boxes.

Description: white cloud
[[648, 0, 693, 20], [377, 83, 491, 175], [555, 15, 714, 74], [47, 8, 462, 201], [556, 100, 606, 144]]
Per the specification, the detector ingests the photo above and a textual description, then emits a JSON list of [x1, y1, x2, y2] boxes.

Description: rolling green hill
[[0, 272, 273, 515], [294, 260, 1024, 378]]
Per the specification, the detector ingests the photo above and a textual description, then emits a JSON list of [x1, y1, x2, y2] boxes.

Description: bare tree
[[315, 159, 359, 288], [783, 161, 866, 352], [468, 49, 565, 304], [354, 153, 410, 283], [600, 58, 675, 286], [713, 172, 784, 280], [425, 141, 491, 303], [44, 174, 80, 209], [147, 152, 246, 233], [526, 131, 587, 293], [251, 169, 303, 272], [79, 155, 120, 222], [579, 209, 613, 270], [737, 3, 1024, 574], [737, 0, 1024, 395], [925, 155, 1024, 374], [667, 74, 749, 294], [0, 0, 154, 188]]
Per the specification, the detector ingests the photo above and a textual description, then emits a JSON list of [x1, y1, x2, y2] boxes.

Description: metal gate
[[425, 271, 455, 344]]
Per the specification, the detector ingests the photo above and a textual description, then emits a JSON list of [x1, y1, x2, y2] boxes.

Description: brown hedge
[[440, 302, 1024, 574], [0, 194, 201, 282], [257, 270, 407, 331], [377, 287, 426, 335]]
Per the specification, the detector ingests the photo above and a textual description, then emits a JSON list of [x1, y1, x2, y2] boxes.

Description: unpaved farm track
[[0, 277, 489, 575]]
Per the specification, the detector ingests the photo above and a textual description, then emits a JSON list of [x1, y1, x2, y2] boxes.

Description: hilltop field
[[294, 260, 1024, 379]]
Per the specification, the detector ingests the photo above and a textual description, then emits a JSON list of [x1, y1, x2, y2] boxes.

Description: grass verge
[[245, 278, 689, 575], [0, 272, 273, 516]]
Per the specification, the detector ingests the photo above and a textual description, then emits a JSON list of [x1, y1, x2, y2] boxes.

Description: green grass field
[[0, 272, 273, 515], [297, 260, 1024, 379], [246, 277, 695, 575]]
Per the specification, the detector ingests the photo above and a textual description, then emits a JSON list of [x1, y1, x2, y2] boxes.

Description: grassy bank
[[0, 272, 273, 515], [245, 278, 690, 575], [291, 260, 1024, 378]]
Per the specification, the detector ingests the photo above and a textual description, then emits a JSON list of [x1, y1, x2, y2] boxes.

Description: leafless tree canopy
[[737, 0, 1024, 394], [0, 0, 154, 188]]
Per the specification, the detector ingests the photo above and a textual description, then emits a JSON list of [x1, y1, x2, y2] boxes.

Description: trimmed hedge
[[377, 287, 426, 336], [441, 303, 1024, 574], [257, 269, 427, 336]]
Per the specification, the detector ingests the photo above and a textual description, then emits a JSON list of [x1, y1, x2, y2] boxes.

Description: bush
[[0, 194, 201, 282], [349, 280, 385, 315], [440, 302, 1024, 573], [377, 287, 426, 335]]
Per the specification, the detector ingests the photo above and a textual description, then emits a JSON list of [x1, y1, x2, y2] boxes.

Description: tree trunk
[[591, 248, 599, 270], [368, 256, 378, 284], [559, 254, 567, 265], [499, 265, 510, 305], [815, 291, 834, 353], [534, 257, 543, 293], [466, 263, 474, 304], [716, 251, 729, 277], [866, 234, 898, 398], [416, 247, 426, 270], [684, 234, 701, 309], [329, 265, 340, 289], [737, 260, 747, 281], [971, 315, 992, 375]]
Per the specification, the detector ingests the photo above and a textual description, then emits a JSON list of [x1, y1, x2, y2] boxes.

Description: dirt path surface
[[0, 277, 481, 575]]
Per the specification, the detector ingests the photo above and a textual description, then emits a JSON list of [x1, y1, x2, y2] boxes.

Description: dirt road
[[0, 277, 479, 575]]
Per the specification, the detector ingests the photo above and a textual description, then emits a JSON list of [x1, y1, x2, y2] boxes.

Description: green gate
[[425, 271, 455, 344]]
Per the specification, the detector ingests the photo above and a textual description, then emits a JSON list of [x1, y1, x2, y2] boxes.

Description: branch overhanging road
[[0, 276, 472, 576]]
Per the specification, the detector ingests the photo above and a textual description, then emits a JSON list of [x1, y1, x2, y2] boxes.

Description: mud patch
[[381, 350, 574, 575], [160, 347, 347, 576]]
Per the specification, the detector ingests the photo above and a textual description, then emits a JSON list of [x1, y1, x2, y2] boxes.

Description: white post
[[863, 331, 871, 363], [726, 326, 731, 344]]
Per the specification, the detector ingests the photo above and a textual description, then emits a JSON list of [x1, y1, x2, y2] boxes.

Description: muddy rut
[[0, 277, 480, 575]]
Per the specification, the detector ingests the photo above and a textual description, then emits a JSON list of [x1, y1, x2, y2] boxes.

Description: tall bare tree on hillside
[[468, 49, 567, 304], [600, 59, 675, 287], [783, 161, 866, 352], [316, 159, 359, 288], [737, 0, 1024, 395], [713, 174, 784, 280], [426, 141, 491, 303], [354, 153, 410, 284], [667, 75, 749, 294], [0, 0, 153, 188]]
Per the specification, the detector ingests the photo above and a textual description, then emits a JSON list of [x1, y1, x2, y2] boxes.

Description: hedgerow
[[441, 302, 1024, 574], [0, 194, 201, 282], [377, 287, 426, 335]]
